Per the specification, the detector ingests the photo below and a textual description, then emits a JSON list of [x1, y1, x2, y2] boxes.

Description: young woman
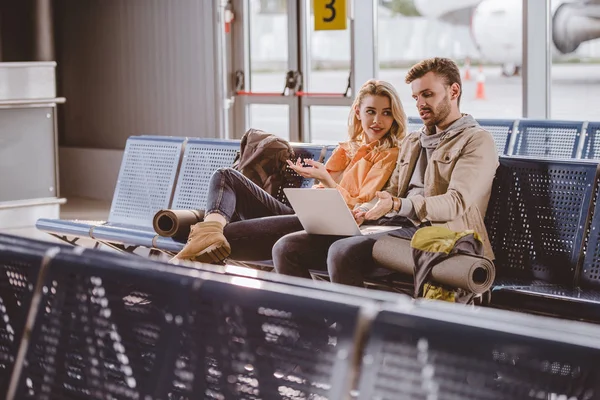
[[171, 79, 407, 264]]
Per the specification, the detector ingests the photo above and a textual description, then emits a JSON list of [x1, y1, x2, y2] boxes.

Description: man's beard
[[423, 96, 451, 128]]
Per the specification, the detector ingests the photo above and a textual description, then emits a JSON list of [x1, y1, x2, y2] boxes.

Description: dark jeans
[[206, 167, 294, 221], [206, 168, 301, 261], [225, 215, 303, 261], [272, 219, 421, 287]]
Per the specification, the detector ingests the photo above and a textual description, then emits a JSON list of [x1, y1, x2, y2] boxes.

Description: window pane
[[551, 0, 600, 120], [249, 0, 288, 92], [307, 5, 351, 93], [308, 106, 348, 144], [247, 104, 289, 140], [551, 44, 600, 118], [377, 1, 522, 119]]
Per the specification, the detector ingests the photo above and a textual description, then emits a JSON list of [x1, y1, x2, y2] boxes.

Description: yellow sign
[[314, 0, 347, 31]]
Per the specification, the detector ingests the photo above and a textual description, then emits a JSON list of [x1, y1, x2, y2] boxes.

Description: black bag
[[233, 128, 295, 197]]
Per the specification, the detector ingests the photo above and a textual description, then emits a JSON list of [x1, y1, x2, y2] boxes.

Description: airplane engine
[[470, 0, 600, 73], [553, 1, 600, 54]]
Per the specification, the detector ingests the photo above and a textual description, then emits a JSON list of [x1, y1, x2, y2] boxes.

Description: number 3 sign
[[314, 0, 347, 31]]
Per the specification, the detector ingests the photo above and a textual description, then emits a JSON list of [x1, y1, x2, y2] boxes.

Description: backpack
[[233, 128, 295, 198]]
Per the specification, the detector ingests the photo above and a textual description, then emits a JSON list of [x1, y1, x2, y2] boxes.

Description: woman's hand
[[286, 158, 336, 187], [364, 191, 394, 220]]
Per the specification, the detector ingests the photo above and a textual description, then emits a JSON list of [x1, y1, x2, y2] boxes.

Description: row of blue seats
[[36, 133, 600, 321], [1, 233, 599, 399], [34, 117, 594, 256], [38, 136, 334, 254], [408, 117, 600, 159]]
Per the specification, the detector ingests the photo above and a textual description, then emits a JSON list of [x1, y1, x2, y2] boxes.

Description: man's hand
[[286, 158, 336, 187], [352, 209, 366, 226], [364, 191, 394, 220]]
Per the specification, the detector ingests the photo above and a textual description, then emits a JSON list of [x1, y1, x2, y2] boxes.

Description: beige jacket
[[363, 115, 498, 259]]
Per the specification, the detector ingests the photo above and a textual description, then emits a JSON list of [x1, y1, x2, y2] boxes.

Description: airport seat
[[360, 157, 598, 300], [153, 142, 333, 254], [0, 236, 68, 398], [405, 117, 516, 155], [36, 135, 186, 249], [172, 274, 362, 399], [36, 134, 332, 255], [91, 138, 240, 250], [357, 301, 600, 399], [581, 121, 600, 159], [10, 246, 197, 399], [485, 157, 600, 320], [486, 157, 595, 284], [512, 119, 584, 159], [406, 116, 423, 133], [492, 170, 600, 322], [477, 118, 516, 155]]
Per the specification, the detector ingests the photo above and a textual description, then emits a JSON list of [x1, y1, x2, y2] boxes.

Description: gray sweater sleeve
[[397, 197, 417, 219]]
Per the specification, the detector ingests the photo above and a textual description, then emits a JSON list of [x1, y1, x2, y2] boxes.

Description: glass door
[[227, 0, 371, 143]]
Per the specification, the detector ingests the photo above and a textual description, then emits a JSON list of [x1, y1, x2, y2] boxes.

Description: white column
[[350, 0, 377, 97], [522, 0, 551, 119]]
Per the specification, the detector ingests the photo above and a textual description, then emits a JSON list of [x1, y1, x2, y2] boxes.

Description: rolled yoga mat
[[372, 234, 495, 294], [152, 209, 204, 240]]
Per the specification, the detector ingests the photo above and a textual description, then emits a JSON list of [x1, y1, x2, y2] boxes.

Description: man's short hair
[[405, 57, 462, 107]]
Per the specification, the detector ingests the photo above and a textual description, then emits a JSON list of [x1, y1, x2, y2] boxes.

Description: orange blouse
[[314, 141, 399, 209]]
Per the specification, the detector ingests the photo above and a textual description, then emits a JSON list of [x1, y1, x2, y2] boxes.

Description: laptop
[[284, 188, 400, 236]]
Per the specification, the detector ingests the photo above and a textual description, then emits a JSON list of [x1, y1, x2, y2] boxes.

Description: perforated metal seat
[[580, 181, 600, 291], [496, 178, 600, 322], [171, 276, 361, 399], [155, 142, 329, 253], [485, 157, 600, 318], [581, 121, 600, 159], [0, 236, 67, 398], [88, 136, 188, 247], [512, 120, 584, 159], [406, 116, 423, 133], [358, 303, 600, 400], [486, 157, 595, 284], [404, 117, 515, 156], [12, 248, 196, 399], [169, 138, 240, 211], [477, 119, 516, 155], [274, 143, 329, 205], [37, 136, 185, 248]]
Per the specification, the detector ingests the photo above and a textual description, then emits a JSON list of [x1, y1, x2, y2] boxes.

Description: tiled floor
[[0, 197, 111, 247]]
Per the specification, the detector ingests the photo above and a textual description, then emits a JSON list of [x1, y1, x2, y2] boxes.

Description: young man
[[273, 57, 499, 287]]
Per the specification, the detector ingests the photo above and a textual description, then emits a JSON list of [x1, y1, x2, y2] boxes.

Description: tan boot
[[171, 221, 231, 264]]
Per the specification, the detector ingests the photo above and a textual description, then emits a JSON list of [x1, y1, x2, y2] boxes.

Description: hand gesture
[[364, 191, 394, 220], [353, 208, 366, 226], [286, 158, 335, 187]]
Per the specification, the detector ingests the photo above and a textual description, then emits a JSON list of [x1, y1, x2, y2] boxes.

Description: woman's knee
[[327, 239, 351, 268], [272, 232, 309, 273], [213, 167, 238, 181]]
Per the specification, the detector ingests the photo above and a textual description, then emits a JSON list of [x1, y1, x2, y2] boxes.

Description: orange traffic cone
[[464, 58, 472, 81], [475, 66, 486, 100]]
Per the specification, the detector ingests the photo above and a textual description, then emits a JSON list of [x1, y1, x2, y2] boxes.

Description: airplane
[[413, 0, 600, 76]]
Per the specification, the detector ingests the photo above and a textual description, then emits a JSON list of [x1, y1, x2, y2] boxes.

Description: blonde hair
[[347, 79, 406, 154]]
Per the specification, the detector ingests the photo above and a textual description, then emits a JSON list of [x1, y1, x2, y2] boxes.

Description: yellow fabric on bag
[[412, 226, 484, 303], [423, 282, 456, 302], [410, 226, 482, 254]]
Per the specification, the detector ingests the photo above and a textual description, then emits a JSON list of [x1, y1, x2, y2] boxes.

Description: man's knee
[[327, 237, 375, 279]]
